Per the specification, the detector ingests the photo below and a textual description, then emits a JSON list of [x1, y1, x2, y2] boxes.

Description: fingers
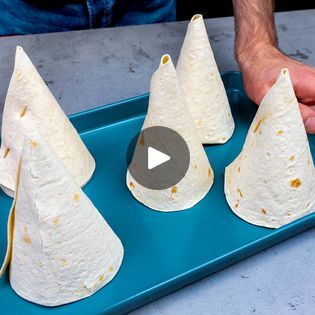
[[293, 66, 315, 105], [299, 103, 315, 134]]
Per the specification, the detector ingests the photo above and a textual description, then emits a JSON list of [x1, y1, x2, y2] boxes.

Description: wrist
[[236, 43, 289, 104], [236, 42, 281, 72]]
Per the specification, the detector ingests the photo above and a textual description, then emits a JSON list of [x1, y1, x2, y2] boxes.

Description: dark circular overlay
[[128, 126, 190, 190]]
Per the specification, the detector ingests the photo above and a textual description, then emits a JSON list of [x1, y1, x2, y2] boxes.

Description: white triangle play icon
[[148, 146, 171, 170]]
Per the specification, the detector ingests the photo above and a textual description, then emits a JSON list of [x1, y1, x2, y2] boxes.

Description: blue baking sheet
[[0, 72, 314, 314]]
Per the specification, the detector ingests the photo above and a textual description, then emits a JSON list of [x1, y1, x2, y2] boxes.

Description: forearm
[[232, 0, 279, 68]]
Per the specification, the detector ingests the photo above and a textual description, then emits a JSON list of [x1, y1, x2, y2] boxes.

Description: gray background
[[0, 9, 314, 314]]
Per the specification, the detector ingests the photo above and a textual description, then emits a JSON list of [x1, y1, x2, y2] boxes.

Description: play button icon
[[128, 126, 190, 190], [148, 147, 170, 170]]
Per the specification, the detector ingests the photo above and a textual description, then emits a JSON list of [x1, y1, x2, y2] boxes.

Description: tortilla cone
[[176, 14, 234, 144], [225, 69, 315, 228], [0, 136, 123, 306], [0, 46, 95, 197], [127, 54, 213, 211]]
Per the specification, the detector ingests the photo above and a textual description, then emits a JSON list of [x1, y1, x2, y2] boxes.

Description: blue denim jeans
[[0, 0, 176, 35]]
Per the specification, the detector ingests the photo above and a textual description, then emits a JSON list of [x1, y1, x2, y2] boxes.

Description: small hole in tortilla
[[161, 54, 170, 65], [191, 14, 202, 21]]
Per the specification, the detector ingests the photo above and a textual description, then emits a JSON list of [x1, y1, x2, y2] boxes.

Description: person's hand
[[239, 44, 315, 134]]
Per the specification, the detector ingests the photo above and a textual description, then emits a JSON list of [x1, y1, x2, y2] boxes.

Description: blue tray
[[0, 72, 314, 314]]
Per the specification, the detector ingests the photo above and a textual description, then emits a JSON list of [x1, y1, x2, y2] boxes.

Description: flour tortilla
[[0, 203, 15, 277], [225, 69, 315, 228], [0, 136, 123, 306], [0, 160, 21, 277], [0, 46, 95, 197], [127, 54, 213, 211], [176, 14, 234, 144]]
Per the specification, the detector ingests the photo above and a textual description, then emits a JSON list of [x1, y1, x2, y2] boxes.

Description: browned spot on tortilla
[[237, 166, 241, 173], [308, 160, 311, 165], [31, 141, 39, 148], [19, 105, 27, 117], [37, 260, 44, 267], [171, 186, 177, 194], [129, 181, 135, 189], [290, 178, 301, 188], [3, 148, 10, 158], [98, 274, 105, 282], [60, 258, 68, 267], [237, 188, 243, 198], [287, 212, 292, 216], [228, 113, 231, 118], [222, 137, 226, 141], [235, 203, 239, 208], [276, 130, 283, 135], [109, 265, 114, 272], [261, 208, 267, 215], [16, 71, 22, 81], [194, 165, 197, 169], [139, 132, 145, 146], [53, 216, 61, 225], [289, 155, 295, 161], [73, 193, 80, 202], [23, 226, 32, 245], [253, 117, 266, 133], [208, 168, 212, 177]]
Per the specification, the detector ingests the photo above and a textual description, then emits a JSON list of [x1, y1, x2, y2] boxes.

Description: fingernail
[[305, 117, 315, 133]]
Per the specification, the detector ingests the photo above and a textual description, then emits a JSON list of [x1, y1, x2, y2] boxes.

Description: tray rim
[[107, 215, 315, 314]]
